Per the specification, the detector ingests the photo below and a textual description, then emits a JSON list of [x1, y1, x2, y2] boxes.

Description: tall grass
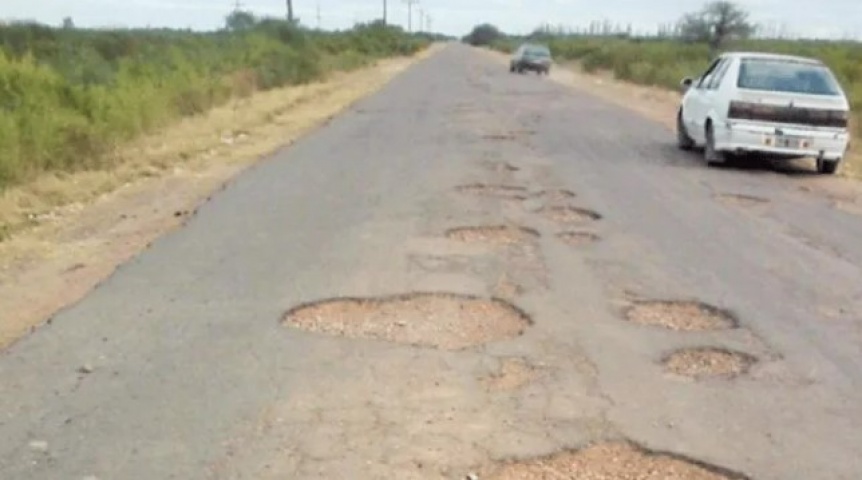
[[491, 36, 861, 136], [0, 19, 428, 190]]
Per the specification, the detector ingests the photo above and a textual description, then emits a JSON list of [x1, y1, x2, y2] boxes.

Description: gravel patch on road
[[664, 347, 757, 379], [625, 300, 738, 331]]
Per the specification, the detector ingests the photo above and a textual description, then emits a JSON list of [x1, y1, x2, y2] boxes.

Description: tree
[[463, 24, 502, 46], [679, 1, 754, 55], [225, 10, 257, 31], [62, 17, 75, 29]]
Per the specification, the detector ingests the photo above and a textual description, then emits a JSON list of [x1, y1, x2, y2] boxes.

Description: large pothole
[[557, 231, 600, 247], [484, 442, 748, 479], [664, 347, 757, 379], [456, 183, 530, 200], [540, 205, 602, 224], [446, 225, 540, 247], [625, 300, 738, 331], [282, 292, 532, 350]]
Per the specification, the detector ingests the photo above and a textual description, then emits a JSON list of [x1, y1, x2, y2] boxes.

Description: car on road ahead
[[509, 43, 552, 75], [677, 51, 851, 174]]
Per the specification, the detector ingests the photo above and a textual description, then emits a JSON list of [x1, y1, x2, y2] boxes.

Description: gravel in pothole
[[534, 188, 577, 202], [446, 225, 540, 247], [484, 442, 747, 480], [481, 357, 538, 392], [456, 183, 530, 200], [664, 347, 757, 379], [282, 292, 532, 350], [625, 300, 737, 331], [540, 205, 602, 224], [557, 231, 600, 246]]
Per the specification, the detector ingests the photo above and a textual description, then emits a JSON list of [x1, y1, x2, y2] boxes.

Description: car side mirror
[[680, 77, 694, 90]]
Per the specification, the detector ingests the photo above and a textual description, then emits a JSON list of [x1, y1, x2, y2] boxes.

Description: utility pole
[[286, 0, 294, 23], [404, 0, 418, 32], [383, 0, 387, 25], [416, 8, 423, 32]]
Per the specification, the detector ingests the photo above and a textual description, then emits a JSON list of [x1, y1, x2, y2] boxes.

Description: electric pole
[[404, 0, 418, 32], [416, 8, 423, 32], [383, 0, 387, 25], [286, 0, 294, 22]]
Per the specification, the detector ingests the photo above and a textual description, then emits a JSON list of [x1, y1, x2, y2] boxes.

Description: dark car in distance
[[509, 43, 552, 75]]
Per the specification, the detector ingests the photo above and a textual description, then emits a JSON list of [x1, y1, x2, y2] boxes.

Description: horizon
[[2, 0, 861, 41]]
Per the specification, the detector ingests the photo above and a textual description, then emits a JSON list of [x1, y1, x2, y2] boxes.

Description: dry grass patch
[[282, 292, 532, 350], [485, 442, 748, 480], [625, 300, 738, 332], [664, 347, 757, 379]]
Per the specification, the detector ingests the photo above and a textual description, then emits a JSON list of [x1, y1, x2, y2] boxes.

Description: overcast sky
[[3, 0, 861, 39]]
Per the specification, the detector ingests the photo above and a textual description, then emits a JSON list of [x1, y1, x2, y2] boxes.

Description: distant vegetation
[[0, 14, 431, 190], [469, 1, 861, 138]]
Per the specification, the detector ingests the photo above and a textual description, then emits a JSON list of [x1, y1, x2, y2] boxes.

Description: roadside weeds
[[0, 45, 441, 350]]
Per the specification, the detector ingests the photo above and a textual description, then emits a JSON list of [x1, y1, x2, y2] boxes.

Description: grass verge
[[0, 44, 441, 350]]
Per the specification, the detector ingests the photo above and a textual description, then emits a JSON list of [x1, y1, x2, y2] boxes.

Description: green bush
[[0, 19, 428, 191]]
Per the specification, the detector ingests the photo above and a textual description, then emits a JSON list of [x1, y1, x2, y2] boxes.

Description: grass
[[0, 18, 430, 198]]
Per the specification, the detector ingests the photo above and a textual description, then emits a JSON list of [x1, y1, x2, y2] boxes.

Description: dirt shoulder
[[0, 45, 441, 350]]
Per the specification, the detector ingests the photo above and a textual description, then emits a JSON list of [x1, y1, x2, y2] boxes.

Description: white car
[[677, 51, 851, 174]]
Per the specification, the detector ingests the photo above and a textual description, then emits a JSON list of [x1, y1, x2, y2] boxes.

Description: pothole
[[664, 347, 757, 379], [492, 274, 525, 299], [482, 133, 517, 141], [446, 225, 540, 247], [481, 357, 538, 391], [282, 292, 532, 350], [625, 300, 738, 331], [557, 231, 600, 247], [479, 160, 520, 173], [456, 183, 530, 200], [715, 193, 769, 208], [534, 188, 576, 202], [540, 205, 602, 224], [484, 441, 748, 479]]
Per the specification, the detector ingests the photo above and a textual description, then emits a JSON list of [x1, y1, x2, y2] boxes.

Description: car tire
[[676, 110, 695, 151], [817, 158, 839, 175], [704, 122, 727, 167]]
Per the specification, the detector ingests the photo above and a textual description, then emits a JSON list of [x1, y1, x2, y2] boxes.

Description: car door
[[682, 57, 725, 142]]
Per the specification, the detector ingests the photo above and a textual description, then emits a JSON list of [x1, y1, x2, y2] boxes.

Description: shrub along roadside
[[0, 19, 429, 191], [489, 36, 861, 139]]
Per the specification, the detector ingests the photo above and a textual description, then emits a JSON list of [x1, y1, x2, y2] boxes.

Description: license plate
[[763, 135, 812, 149]]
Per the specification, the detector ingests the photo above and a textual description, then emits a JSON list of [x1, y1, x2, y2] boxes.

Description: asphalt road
[[2, 43, 862, 479]]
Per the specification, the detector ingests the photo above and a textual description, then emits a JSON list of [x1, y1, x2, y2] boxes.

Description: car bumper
[[519, 61, 550, 70], [714, 121, 849, 161]]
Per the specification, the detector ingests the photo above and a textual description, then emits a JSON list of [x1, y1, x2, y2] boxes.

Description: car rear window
[[525, 46, 550, 57], [737, 58, 842, 96]]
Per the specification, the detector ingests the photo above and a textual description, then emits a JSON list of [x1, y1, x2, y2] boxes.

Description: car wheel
[[704, 122, 727, 167], [676, 110, 695, 151], [817, 158, 839, 175]]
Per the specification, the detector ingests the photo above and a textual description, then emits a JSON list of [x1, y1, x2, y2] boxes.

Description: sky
[[3, 0, 862, 39]]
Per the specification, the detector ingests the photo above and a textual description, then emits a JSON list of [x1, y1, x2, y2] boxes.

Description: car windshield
[[737, 58, 842, 96], [524, 46, 550, 57]]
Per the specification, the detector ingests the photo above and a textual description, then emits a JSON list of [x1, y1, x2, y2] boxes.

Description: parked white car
[[677, 51, 851, 174]]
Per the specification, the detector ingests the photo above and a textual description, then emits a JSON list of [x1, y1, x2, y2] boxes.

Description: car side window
[[706, 58, 731, 90], [696, 58, 723, 89]]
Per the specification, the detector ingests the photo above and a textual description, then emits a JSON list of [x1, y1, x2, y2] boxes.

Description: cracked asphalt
[[2, 43, 862, 479]]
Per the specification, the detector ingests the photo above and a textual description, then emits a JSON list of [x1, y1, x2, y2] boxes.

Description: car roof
[[720, 51, 824, 65]]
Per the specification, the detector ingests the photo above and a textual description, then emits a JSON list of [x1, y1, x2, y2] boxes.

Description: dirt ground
[[0, 46, 440, 350]]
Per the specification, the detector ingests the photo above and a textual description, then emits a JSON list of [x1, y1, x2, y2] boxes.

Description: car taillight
[[727, 101, 767, 120], [829, 110, 849, 128]]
